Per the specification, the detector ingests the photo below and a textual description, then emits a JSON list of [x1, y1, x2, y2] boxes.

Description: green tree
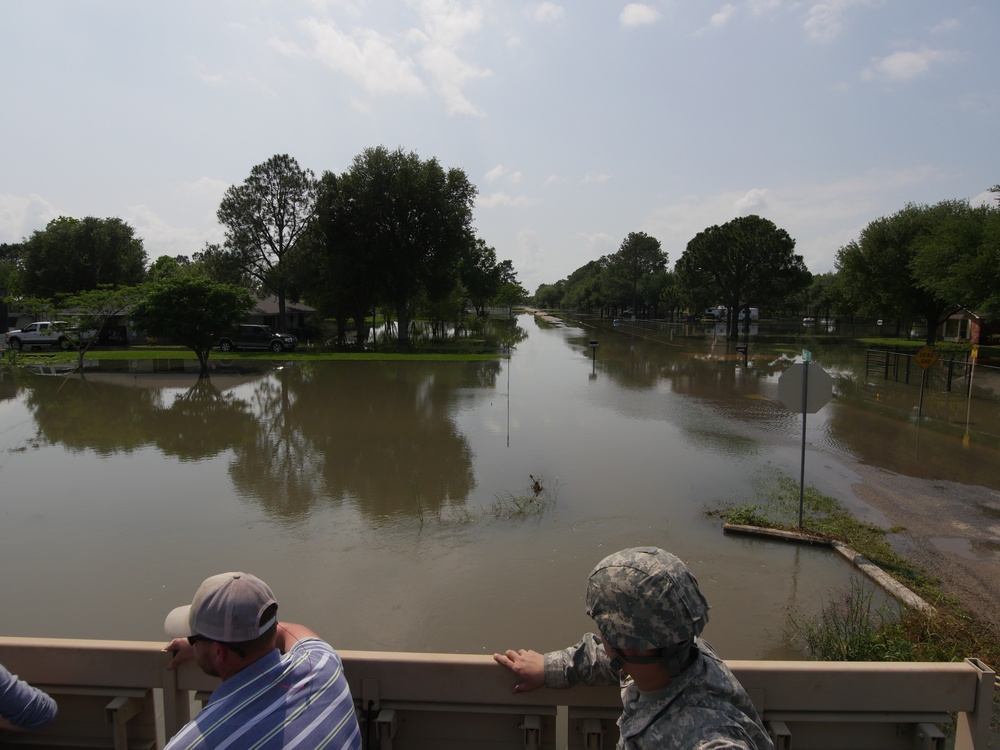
[[294, 170, 382, 348], [217, 154, 318, 331], [22, 217, 147, 297], [533, 282, 564, 309], [341, 146, 477, 346], [62, 285, 142, 369], [835, 201, 987, 344], [461, 238, 504, 317], [0, 242, 24, 299], [606, 231, 667, 315], [562, 258, 609, 313], [147, 255, 194, 282], [129, 276, 255, 376], [910, 202, 1000, 320], [676, 215, 809, 337]]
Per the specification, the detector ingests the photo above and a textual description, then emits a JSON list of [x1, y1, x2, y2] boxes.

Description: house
[[939, 308, 998, 345], [248, 296, 316, 333]]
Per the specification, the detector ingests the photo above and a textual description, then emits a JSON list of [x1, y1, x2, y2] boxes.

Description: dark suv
[[218, 324, 297, 353]]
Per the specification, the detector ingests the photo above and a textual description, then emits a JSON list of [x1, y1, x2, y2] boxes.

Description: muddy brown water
[[1, 315, 997, 660]]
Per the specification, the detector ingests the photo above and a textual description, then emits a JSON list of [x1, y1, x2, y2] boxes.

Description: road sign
[[778, 362, 833, 414], [914, 345, 938, 370], [971, 345, 979, 361]]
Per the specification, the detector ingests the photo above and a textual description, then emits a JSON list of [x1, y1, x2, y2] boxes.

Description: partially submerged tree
[[341, 146, 477, 346], [61, 285, 142, 370], [676, 215, 809, 337], [129, 276, 255, 376], [836, 200, 994, 344], [217, 154, 317, 331]]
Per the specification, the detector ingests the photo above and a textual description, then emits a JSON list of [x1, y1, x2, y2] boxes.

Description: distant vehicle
[[4, 321, 96, 351], [803, 317, 816, 325], [703, 306, 727, 320], [738, 307, 759, 321], [217, 324, 297, 353]]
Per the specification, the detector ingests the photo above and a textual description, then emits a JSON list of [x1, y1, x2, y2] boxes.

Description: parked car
[[217, 324, 297, 353], [4, 321, 96, 351]]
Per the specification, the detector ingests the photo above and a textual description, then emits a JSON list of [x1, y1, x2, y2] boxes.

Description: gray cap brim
[[164, 604, 194, 639]]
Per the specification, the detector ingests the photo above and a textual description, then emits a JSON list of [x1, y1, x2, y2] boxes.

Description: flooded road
[[1, 314, 998, 659]]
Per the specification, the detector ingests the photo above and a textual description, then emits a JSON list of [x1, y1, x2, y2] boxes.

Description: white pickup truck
[[4, 321, 95, 351]]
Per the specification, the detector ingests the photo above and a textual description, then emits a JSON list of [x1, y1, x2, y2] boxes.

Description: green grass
[[4, 346, 503, 364], [708, 465, 1000, 670]]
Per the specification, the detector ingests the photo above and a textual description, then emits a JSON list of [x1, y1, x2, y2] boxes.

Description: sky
[[2, 1, 997, 295]]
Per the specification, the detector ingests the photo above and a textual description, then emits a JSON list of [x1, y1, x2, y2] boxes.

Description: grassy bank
[[3, 346, 504, 364], [709, 467, 1000, 670]]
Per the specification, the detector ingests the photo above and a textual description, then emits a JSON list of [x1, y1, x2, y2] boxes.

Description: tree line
[[532, 189, 1000, 344], [1, 148, 528, 371]]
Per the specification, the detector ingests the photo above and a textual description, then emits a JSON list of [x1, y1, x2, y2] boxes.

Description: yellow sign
[[914, 345, 938, 370], [971, 345, 979, 361]]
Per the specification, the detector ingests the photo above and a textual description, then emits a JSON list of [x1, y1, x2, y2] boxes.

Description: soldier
[[493, 546, 773, 749]]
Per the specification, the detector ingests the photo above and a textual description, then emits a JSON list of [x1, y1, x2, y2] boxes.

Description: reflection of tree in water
[[20, 358, 499, 521], [574, 329, 785, 397], [154, 377, 257, 460], [488, 318, 529, 354], [22, 372, 257, 459], [228, 366, 328, 520], [232, 361, 497, 520]]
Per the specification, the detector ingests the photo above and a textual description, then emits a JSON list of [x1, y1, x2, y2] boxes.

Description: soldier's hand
[[492, 648, 545, 693]]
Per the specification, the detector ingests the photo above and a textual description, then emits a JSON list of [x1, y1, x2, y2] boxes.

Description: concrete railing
[[0, 637, 994, 749]]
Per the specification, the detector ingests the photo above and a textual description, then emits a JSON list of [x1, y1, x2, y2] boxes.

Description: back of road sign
[[778, 362, 834, 414]]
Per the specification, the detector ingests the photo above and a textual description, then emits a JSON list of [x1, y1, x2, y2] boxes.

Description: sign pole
[[798, 360, 809, 528], [964, 346, 978, 447]]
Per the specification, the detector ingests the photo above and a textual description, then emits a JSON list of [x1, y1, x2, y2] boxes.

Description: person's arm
[[164, 621, 321, 669], [274, 622, 321, 654], [494, 633, 619, 693], [0, 663, 57, 730]]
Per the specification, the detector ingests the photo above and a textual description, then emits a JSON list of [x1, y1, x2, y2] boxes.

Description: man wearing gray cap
[[163, 572, 361, 749], [494, 547, 773, 749]]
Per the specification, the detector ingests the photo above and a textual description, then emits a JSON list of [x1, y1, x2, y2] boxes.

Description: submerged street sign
[[778, 362, 833, 414], [915, 345, 938, 370]]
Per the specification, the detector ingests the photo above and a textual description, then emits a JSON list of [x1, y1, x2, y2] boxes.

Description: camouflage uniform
[[544, 547, 773, 750]]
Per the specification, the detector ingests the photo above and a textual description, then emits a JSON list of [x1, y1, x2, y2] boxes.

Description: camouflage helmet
[[585, 547, 709, 652]]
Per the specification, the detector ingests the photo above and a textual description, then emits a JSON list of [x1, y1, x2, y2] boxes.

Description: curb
[[723, 523, 934, 614]]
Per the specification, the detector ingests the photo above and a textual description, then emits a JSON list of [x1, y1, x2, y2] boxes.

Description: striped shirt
[[166, 638, 361, 750]]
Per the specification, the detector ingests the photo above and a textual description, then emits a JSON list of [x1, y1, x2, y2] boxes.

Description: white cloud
[[485, 165, 522, 184], [710, 4, 738, 28], [576, 231, 618, 257], [746, 0, 781, 14], [581, 173, 611, 185], [477, 192, 540, 209], [527, 2, 564, 24], [179, 177, 230, 204], [862, 48, 947, 81], [802, 0, 872, 42], [931, 18, 959, 34], [281, 19, 425, 95], [646, 167, 940, 273], [408, 0, 492, 116], [734, 188, 769, 214], [0, 193, 59, 243], [620, 4, 661, 28]]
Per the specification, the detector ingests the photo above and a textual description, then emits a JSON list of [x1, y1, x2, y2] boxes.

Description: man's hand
[[164, 638, 194, 670], [492, 649, 545, 693]]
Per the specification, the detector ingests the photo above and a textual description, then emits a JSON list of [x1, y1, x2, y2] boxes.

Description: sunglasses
[[186, 634, 245, 657]]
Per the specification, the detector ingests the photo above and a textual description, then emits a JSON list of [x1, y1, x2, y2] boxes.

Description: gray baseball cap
[[585, 547, 709, 652], [164, 572, 277, 642]]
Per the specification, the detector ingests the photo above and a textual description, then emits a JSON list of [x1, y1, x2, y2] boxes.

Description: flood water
[[1, 314, 998, 660]]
